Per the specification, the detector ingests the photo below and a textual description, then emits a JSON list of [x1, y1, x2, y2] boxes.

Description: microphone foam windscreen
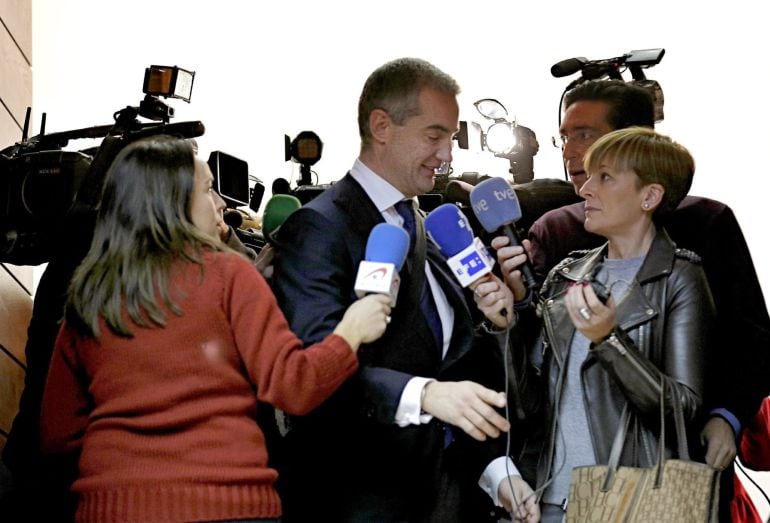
[[424, 203, 474, 257], [469, 177, 523, 233], [365, 223, 409, 270], [444, 179, 473, 206], [223, 209, 244, 229], [550, 57, 587, 78], [262, 194, 301, 238]]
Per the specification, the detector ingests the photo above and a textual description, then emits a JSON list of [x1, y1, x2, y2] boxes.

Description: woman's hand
[[564, 281, 616, 343], [333, 294, 392, 351], [471, 274, 515, 329]]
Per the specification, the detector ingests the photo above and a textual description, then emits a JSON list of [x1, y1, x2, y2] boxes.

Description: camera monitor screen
[[208, 151, 250, 208]]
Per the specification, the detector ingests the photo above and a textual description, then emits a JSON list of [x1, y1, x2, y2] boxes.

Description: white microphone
[[354, 223, 410, 306]]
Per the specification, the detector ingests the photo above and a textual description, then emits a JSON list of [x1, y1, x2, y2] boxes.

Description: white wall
[[29, 0, 770, 301]]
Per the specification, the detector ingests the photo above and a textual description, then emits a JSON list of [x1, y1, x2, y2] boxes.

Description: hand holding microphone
[[469, 177, 537, 291], [334, 294, 393, 351], [334, 223, 408, 351], [490, 236, 534, 302], [424, 203, 513, 328]]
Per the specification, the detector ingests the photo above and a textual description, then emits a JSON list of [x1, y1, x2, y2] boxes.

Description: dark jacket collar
[[558, 227, 677, 285]]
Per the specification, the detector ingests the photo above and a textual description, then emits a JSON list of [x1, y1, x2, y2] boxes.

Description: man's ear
[[368, 108, 391, 144], [642, 183, 665, 211]]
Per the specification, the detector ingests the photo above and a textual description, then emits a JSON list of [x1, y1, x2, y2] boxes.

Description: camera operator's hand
[[700, 417, 737, 470], [491, 236, 533, 302]]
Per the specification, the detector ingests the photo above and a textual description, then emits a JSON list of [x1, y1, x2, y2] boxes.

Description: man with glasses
[[529, 80, 655, 281], [495, 79, 770, 521]]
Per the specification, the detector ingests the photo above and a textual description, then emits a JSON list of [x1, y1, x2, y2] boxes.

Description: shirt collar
[[350, 158, 415, 213]]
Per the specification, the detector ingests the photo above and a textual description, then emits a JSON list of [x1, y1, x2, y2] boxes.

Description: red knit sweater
[[40, 250, 358, 522]]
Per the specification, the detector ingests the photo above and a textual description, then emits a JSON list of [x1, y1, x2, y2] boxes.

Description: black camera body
[[0, 66, 209, 265], [1, 149, 93, 264]]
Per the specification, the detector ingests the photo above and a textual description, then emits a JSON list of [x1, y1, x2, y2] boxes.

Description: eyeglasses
[[551, 129, 600, 150]]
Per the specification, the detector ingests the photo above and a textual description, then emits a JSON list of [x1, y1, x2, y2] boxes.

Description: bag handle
[[601, 376, 691, 491], [601, 404, 633, 491]]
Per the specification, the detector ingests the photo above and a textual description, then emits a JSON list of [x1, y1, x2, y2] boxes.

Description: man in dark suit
[[494, 79, 770, 522], [271, 57, 539, 523]]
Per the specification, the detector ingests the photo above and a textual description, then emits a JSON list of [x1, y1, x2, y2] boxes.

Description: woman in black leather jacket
[[524, 127, 716, 521]]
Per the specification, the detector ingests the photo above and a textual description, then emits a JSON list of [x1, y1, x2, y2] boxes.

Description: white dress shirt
[[349, 159, 519, 507]]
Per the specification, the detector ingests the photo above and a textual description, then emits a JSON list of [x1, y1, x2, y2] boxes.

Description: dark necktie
[[395, 200, 453, 448], [394, 200, 444, 352]]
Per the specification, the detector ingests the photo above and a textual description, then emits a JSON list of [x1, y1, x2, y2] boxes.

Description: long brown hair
[[66, 136, 224, 338]]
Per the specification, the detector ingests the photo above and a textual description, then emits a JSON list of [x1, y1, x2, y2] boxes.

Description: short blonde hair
[[584, 127, 694, 216]]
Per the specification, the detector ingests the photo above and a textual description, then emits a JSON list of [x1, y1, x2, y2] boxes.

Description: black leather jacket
[[520, 229, 716, 492]]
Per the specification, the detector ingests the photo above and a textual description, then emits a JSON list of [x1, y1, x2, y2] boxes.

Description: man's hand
[[701, 417, 737, 470], [498, 475, 540, 522], [491, 236, 533, 302], [421, 381, 509, 441]]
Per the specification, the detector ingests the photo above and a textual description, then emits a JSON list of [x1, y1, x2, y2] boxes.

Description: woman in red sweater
[[39, 136, 391, 523]]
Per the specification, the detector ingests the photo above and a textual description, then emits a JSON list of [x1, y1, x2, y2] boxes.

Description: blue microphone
[[469, 177, 536, 289], [424, 203, 495, 288], [354, 223, 409, 306]]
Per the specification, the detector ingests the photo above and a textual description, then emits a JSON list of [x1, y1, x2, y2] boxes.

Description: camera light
[[173, 69, 195, 100], [143, 65, 195, 102], [485, 122, 517, 154], [289, 131, 323, 166], [474, 98, 509, 121]]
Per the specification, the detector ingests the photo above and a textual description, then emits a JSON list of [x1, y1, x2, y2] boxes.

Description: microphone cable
[[499, 316, 545, 521], [735, 457, 770, 517]]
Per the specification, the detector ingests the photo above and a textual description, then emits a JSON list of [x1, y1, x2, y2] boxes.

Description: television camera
[[550, 48, 666, 122], [0, 65, 261, 264]]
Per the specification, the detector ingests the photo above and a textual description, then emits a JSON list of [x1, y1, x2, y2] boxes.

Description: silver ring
[[579, 307, 591, 320], [473, 288, 482, 299]]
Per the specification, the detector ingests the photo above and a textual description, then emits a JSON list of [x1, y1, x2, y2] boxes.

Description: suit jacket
[[271, 173, 505, 522]]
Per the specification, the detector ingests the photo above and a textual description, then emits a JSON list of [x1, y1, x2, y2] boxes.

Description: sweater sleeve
[[40, 324, 92, 456], [223, 255, 358, 415]]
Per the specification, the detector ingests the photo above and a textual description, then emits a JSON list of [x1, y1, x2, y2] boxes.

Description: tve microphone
[[354, 223, 409, 306], [262, 194, 301, 244], [424, 204, 495, 288], [469, 177, 537, 289]]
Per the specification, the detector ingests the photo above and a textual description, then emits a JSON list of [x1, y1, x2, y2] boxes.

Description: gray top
[[543, 254, 644, 506]]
